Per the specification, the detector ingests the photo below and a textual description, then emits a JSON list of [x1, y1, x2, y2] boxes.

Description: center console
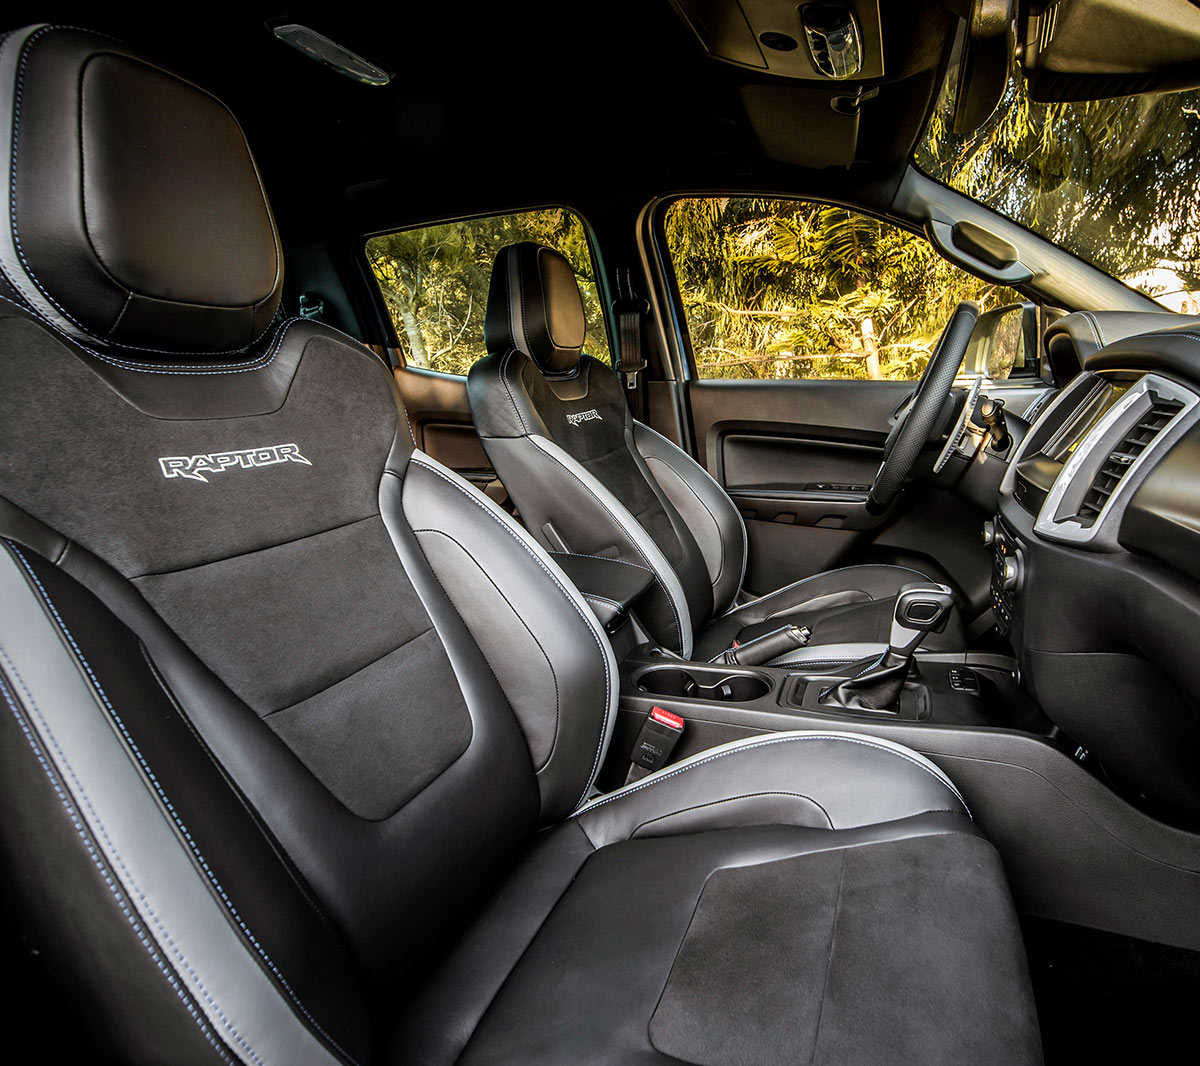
[[600, 642, 1049, 793], [588, 365, 1200, 950]]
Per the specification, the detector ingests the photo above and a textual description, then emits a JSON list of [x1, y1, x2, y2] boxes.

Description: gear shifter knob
[[890, 583, 955, 655]]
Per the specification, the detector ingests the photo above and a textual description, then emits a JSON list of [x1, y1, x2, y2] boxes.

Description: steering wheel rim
[[866, 301, 980, 515]]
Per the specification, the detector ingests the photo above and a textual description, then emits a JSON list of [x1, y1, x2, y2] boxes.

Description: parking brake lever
[[711, 624, 810, 666], [818, 584, 954, 711]]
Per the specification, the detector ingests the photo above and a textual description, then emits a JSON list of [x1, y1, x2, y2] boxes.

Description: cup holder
[[638, 667, 770, 703]]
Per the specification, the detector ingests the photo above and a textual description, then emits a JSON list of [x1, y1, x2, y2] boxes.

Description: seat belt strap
[[612, 267, 648, 418]]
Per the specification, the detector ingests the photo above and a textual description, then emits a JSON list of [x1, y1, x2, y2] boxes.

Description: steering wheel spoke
[[933, 374, 984, 473]]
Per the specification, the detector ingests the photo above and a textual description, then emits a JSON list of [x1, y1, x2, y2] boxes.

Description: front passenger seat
[[0, 26, 1038, 1065], [468, 243, 965, 662]]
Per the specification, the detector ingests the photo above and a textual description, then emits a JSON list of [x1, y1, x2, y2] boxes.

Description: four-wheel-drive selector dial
[[1001, 556, 1021, 590]]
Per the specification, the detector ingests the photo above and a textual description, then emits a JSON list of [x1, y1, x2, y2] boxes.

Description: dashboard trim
[[1033, 374, 1198, 546]]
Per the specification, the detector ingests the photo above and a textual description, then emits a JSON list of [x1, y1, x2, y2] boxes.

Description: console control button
[[948, 668, 979, 693]]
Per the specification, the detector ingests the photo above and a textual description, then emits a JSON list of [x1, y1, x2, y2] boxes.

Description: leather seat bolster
[[572, 731, 970, 848], [467, 349, 550, 439], [0, 540, 361, 1066], [401, 451, 617, 823], [473, 431, 695, 656], [634, 420, 747, 613]]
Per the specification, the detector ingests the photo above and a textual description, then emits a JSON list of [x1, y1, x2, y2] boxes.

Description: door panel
[[689, 378, 910, 475], [392, 367, 496, 489], [688, 378, 909, 592], [722, 435, 881, 494], [687, 377, 1003, 605]]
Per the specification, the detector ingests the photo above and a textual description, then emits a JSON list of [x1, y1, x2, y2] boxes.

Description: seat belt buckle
[[628, 706, 685, 781], [618, 356, 647, 389]]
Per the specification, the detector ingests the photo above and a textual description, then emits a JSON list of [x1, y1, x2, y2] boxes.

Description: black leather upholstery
[[471, 241, 964, 658], [0, 26, 1039, 1065], [1045, 309, 1200, 385], [0, 26, 282, 355], [485, 243, 586, 373]]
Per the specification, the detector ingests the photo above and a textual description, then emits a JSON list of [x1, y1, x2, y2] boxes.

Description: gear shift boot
[[819, 583, 954, 711]]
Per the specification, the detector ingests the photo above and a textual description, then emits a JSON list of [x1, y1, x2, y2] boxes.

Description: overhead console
[[669, 0, 885, 81]]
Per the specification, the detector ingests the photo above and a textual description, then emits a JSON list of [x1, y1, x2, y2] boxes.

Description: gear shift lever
[[818, 583, 955, 711]]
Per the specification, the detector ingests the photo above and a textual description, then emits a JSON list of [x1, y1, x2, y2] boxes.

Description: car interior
[[2, 2, 1200, 1063]]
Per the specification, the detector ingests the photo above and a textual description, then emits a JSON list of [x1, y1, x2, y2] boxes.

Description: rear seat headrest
[[0, 25, 282, 357], [484, 242, 586, 374]]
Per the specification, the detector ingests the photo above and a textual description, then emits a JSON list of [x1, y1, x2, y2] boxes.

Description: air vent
[[1074, 394, 1184, 525]]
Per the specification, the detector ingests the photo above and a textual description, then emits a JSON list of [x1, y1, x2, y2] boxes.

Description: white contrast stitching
[[765, 657, 854, 668], [7, 545, 357, 1065], [547, 551, 652, 573], [498, 349, 532, 434], [409, 460, 613, 807], [708, 623, 794, 663], [0, 673, 237, 1065], [0, 290, 307, 375], [582, 594, 622, 609], [0, 642, 268, 1066], [572, 732, 969, 817]]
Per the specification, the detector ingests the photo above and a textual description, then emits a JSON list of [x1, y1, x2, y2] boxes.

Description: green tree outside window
[[665, 197, 1020, 382], [367, 208, 610, 376]]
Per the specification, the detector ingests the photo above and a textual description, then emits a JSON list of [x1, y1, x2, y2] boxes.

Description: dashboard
[[992, 316, 1200, 826]]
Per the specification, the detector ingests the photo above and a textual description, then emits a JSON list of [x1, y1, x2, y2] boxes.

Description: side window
[[365, 208, 611, 376], [663, 197, 1021, 381]]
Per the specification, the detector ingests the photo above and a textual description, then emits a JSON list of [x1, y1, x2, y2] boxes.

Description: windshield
[[916, 55, 1200, 311]]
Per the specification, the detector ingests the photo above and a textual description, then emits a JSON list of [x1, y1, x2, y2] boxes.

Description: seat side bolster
[[523, 434, 694, 657], [400, 452, 617, 823], [633, 421, 747, 614], [466, 350, 548, 440], [0, 542, 347, 1066], [572, 731, 971, 848]]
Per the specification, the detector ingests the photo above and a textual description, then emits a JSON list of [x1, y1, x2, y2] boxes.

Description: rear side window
[[366, 208, 611, 376]]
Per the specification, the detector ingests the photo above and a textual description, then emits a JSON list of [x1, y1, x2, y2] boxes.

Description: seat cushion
[[390, 733, 1042, 1066], [696, 563, 966, 660]]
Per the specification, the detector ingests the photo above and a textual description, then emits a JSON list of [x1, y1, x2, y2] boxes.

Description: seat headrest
[[485, 243, 586, 374], [0, 25, 282, 357]]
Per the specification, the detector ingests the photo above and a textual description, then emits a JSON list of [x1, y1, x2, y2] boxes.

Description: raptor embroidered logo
[[566, 409, 602, 426], [159, 443, 312, 483]]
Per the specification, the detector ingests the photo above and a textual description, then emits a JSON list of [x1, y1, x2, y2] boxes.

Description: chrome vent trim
[[1073, 395, 1184, 525], [1034, 374, 1198, 546]]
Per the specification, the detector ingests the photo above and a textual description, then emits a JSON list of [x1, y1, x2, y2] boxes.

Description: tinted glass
[[366, 208, 610, 376]]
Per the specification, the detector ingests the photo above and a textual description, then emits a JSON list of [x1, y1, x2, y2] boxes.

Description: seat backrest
[[468, 243, 748, 656], [0, 25, 614, 1062]]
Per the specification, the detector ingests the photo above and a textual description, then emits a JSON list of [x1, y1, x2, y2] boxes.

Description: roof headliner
[[5, 2, 958, 242]]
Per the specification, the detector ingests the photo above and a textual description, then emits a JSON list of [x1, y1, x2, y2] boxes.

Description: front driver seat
[[0, 26, 1039, 1065], [468, 243, 966, 663]]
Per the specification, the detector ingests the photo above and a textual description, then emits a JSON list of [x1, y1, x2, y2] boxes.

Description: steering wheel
[[866, 301, 980, 515]]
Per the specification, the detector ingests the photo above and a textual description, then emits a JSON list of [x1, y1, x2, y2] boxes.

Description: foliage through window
[[366, 208, 610, 376], [664, 198, 1020, 381], [916, 55, 1200, 311]]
